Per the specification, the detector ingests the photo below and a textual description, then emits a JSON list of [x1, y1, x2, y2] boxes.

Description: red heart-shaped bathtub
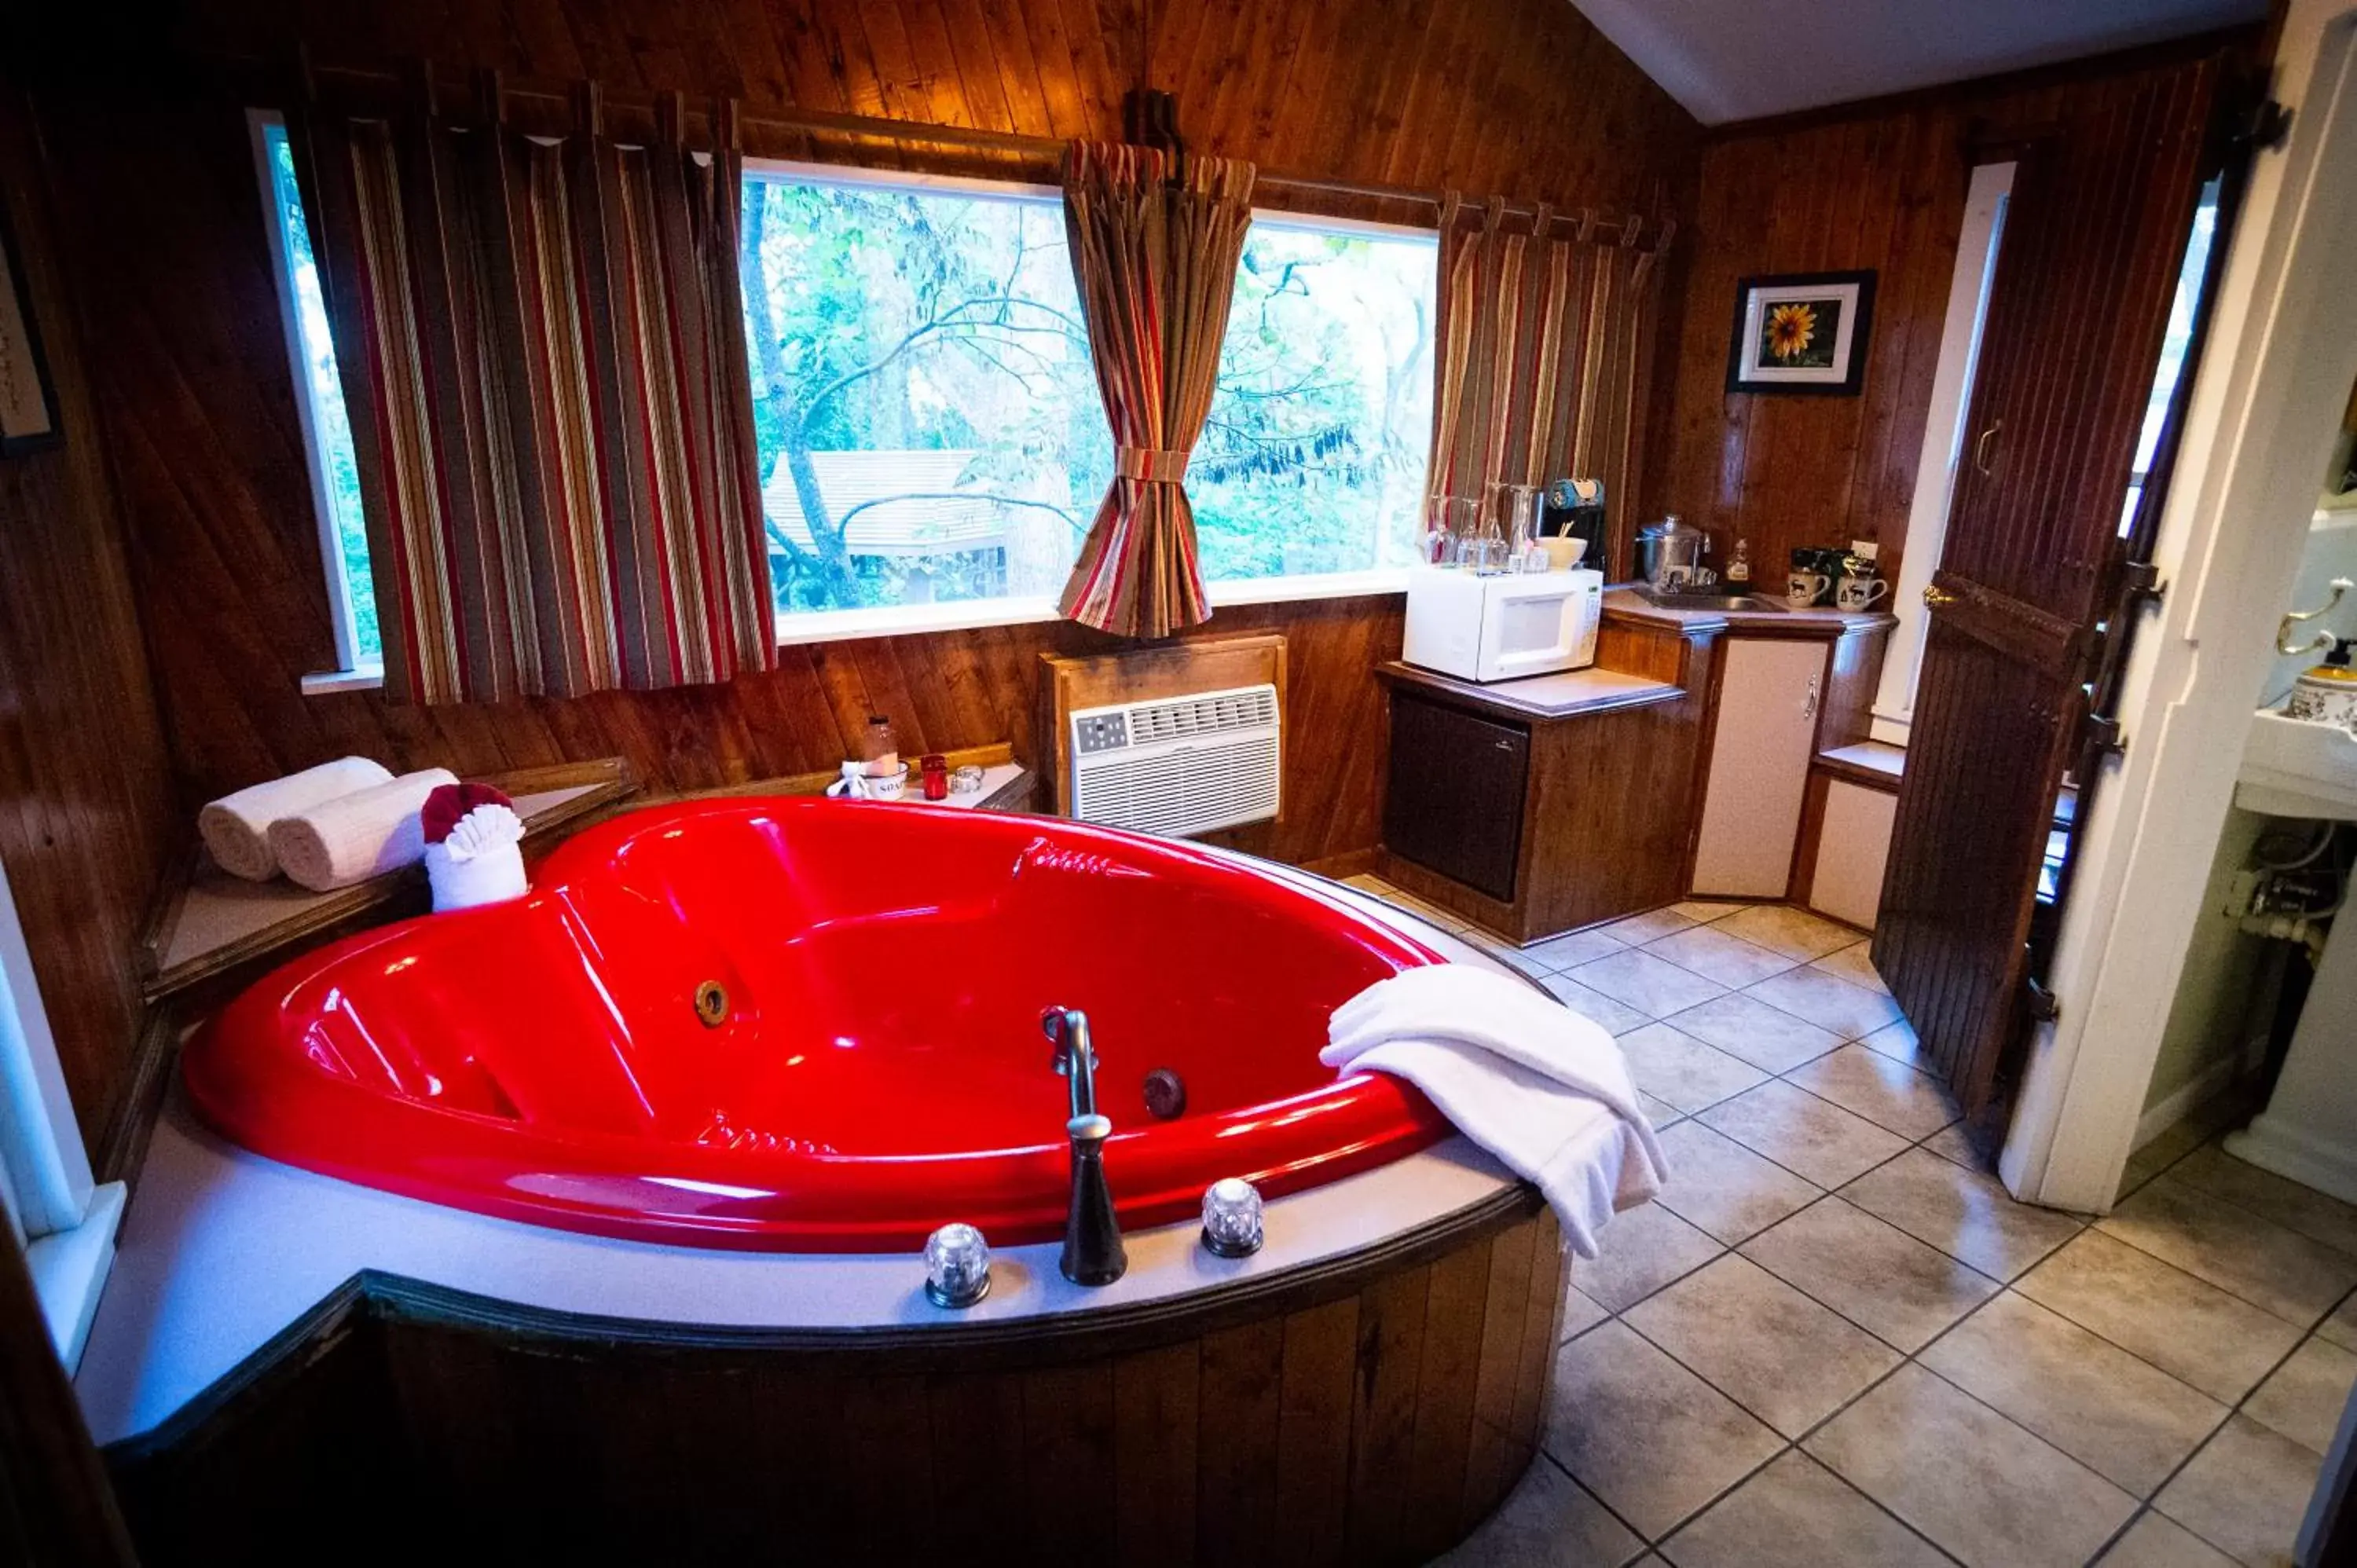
[[184, 797, 1453, 1250]]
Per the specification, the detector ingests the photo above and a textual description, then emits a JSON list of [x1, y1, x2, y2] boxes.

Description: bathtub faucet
[[1043, 1006, 1127, 1288]]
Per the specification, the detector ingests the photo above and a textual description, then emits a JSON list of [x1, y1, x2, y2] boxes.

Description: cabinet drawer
[[1384, 692, 1530, 903]]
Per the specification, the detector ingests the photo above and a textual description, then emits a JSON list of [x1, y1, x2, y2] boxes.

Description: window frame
[[249, 108, 380, 684], [741, 158, 1429, 645]]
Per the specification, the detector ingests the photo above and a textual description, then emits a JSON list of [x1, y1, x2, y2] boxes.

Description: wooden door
[[1874, 53, 2225, 1112], [1691, 639, 1828, 898]]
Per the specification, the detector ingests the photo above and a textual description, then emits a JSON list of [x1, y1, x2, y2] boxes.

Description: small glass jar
[[921, 753, 950, 800]]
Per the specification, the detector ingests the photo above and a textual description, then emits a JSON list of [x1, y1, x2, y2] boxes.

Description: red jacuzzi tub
[[184, 797, 1453, 1251]]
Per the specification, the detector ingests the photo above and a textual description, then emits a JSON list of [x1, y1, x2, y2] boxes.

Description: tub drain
[[1143, 1068, 1187, 1120], [694, 980, 731, 1028]]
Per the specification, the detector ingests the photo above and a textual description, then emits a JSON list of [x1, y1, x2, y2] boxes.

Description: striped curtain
[[1428, 194, 1666, 555], [302, 84, 775, 705], [1059, 141, 1257, 639]]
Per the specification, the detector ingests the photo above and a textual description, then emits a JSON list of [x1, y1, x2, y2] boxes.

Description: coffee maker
[[1542, 478, 1606, 544]]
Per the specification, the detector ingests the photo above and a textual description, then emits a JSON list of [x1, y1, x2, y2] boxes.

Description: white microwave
[[1402, 566, 1604, 683]]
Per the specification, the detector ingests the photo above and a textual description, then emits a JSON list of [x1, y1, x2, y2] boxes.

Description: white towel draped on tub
[[197, 757, 395, 881], [266, 769, 459, 892], [1324, 964, 1668, 1258]]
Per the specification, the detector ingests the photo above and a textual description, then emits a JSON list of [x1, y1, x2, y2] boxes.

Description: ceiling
[[1568, 0, 2267, 124]]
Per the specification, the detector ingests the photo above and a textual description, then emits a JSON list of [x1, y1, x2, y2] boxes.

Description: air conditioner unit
[[1068, 683, 1281, 838]]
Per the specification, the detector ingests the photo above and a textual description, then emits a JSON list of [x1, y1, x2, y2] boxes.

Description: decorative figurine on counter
[[1727, 538, 1751, 584]]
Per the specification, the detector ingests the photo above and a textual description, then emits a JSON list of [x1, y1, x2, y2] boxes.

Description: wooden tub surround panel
[[107, 1202, 1565, 1566]]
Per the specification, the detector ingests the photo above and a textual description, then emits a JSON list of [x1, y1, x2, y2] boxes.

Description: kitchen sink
[[1633, 588, 1788, 613]]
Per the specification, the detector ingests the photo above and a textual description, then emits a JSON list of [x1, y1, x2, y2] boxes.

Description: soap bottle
[[860, 714, 900, 778], [1727, 538, 1751, 584]]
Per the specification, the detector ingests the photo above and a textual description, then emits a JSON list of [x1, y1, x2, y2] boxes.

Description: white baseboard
[[2135, 1053, 2247, 1151], [25, 1179, 125, 1374]]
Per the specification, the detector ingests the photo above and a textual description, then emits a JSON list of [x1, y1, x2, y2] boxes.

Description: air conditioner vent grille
[[1068, 682, 1281, 839], [1127, 686, 1279, 744]]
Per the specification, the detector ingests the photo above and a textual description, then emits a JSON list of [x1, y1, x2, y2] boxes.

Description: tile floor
[[1340, 880, 2357, 1568]]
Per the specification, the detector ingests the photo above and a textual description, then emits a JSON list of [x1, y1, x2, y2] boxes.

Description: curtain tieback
[[1115, 445, 1190, 483]]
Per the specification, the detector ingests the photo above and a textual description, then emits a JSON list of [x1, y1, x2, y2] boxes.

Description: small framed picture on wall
[[1726, 269, 1876, 397], [0, 196, 61, 456]]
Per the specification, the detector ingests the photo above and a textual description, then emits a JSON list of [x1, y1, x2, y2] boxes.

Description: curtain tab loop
[[1116, 445, 1190, 483]]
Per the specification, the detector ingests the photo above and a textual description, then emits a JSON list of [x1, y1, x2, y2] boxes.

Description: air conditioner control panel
[[1074, 713, 1131, 755]]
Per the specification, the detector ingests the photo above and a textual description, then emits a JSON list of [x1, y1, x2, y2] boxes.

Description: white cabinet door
[[1690, 639, 1827, 897]]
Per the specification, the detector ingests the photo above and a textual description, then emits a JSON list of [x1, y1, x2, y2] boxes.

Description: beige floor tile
[[1560, 1283, 1611, 1343], [2014, 1231, 2305, 1404], [2154, 1414, 2325, 1568], [2170, 1145, 2357, 1260], [2097, 1511, 2240, 1567], [1810, 940, 1892, 995], [1582, 1201, 1725, 1312], [2244, 1335, 2357, 1453], [1615, 1023, 1769, 1116], [1523, 926, 1629, 974], [1544, 1321, 1784, 1541], [1785, 1044, 1960, 1139], [1652, 1121, 1822, 1244], [2121, 1119, 2218, 1203], [1542, 973, 1654, 1035], [1712, 903, 1857, 962], [1662, 1451, 1946, 1568], [1919, 1292, 2228, 1496], [1623, 1254, 1899, 1438], [1642, 925, 1798, 988], [1601, 907, 1699, 945], [1672, 899, 1750, 925], [1840, 1146, 2084, 1280], [1921, 1120, 1995, 1172], [1805, 1363, 2138, 1567], [1743, 967, 1906, 1042], [1662, 991, 1845, 1074], [1699, 1082, 1911, 1189], [1740, 1197, 2000, 1352], [1568, 948, 1728, 1018], [1853, 1008, 1918, 1051], [1432, 1455, 1647, 1568], [1489, 943, 1558, 979], [2319, 1294, 2357, 1354], [2100, 1175, 2357, 1324]]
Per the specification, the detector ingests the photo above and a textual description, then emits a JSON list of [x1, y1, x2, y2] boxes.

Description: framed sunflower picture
[[1725, 269, 1877, 396]]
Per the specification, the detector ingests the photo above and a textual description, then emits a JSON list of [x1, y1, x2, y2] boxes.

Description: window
[[2119, 175, 2223, 537], [737, 164, 1437, 637], [1195, 218, 1437, 581], [250, 112, 379, 675]]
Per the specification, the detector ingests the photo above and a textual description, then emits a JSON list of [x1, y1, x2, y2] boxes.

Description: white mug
[[1787, 571, 1831, 607], [1836, 575, 1890, 610]]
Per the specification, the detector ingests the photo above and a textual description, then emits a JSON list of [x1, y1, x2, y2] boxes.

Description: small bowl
[[1541, 537, 1589, 571]]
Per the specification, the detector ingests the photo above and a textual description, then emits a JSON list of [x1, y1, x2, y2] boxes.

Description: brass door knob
[[1923, 585, 1958, 609]]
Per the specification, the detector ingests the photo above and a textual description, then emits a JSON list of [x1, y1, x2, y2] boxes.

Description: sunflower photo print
[[1761, 295, 1843, 368]]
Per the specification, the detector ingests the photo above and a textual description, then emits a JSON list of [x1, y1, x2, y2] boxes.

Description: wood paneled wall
[[0, 90, 177, 1152], [1647, 33, 2249, 592], [27, 0, 1699, 889]]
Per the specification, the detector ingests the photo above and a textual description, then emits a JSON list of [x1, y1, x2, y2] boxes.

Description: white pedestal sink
[[2225, 711, 2357, 1204]]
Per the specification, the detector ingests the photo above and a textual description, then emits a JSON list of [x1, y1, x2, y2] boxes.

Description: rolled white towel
[[266, 768, 458, 892], [424, 802, 528, 913], [197, 757, 395, 881]]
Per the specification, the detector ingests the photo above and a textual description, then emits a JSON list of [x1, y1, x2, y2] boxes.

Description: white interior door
[[1691, 639, 1827, 897]]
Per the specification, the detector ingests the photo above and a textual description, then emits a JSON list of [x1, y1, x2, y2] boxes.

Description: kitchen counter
[[1375, 661, 1683, 721], [1601, 585, 1897, 636]]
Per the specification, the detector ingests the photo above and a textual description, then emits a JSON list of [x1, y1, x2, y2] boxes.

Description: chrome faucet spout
[[1042, 1006, 1126, 1287]]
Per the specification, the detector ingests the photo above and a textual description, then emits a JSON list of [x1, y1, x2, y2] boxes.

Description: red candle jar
[[921, 753, 949, 801]]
